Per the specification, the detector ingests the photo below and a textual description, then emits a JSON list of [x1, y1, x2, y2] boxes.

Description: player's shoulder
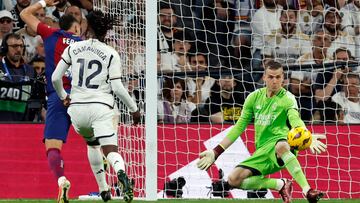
[[248, 87, 266, 98], [284, 89, 296, 99], [282, 89, 298, 104]]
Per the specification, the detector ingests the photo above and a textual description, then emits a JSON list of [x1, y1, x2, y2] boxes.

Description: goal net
[[94, 0, 360, 200]]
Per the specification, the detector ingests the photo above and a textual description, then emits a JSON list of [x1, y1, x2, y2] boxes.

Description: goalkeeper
[[197, 60, 327, 203]]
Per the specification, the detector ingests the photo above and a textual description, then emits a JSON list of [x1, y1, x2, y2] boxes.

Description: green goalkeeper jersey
[[226, 87, 305, 149]]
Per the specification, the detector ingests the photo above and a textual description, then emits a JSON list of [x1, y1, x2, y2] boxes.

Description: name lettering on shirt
[[72, 46, 107, 61], [63, 38, 76, 45]]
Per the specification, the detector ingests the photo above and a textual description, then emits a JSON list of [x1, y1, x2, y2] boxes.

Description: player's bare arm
[[20, 0, 58, 32]]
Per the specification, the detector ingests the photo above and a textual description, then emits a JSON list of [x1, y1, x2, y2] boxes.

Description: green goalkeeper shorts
[[238, 139, 297, 176]]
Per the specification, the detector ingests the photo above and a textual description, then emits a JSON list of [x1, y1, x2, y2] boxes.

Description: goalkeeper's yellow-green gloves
[[197, 145, 225, 170], [309, 133, 327, 154]]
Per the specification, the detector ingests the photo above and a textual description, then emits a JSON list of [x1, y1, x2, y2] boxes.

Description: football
[[287, 127, 312, 151]]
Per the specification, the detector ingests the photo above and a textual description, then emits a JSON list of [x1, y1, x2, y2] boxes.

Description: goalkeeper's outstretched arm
[[287, 103, 327, 154], [197, 92, 255, 170]]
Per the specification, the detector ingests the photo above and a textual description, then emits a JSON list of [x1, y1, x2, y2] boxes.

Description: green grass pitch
[[1, 199, 359, 203]]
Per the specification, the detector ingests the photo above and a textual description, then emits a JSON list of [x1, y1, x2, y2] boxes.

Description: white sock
[[303, 186, 311, 195], [276, 179, 285, 191], [106, 152, 125, 173], [87, 146, 108, 192], [58, 176, 67, 187]]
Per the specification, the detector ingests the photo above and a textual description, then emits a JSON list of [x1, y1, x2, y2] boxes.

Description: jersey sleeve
[[108, 52, 122, 79], [226, 91, 255, 142], [60, 46, 72, 65], [37, 22, 58, 40], [109, 52, 137, 112], [285, 91, 305, 128]]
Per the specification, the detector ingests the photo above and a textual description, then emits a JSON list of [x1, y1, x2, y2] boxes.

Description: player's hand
[[197, 150, 215, 170], [131, 110, 141, 125], [44, 0, 59, 7], [310, 133, 327, 154], [62, 95, 71, 107]]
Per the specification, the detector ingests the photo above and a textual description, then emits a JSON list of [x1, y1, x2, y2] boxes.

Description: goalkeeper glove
[[197, 150, 216, 170], [309, 133, 327, 154], [197, 145, 225, 170]]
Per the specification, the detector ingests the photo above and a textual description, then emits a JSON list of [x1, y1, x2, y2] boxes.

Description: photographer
[[313, 48, 354, 122], [0, 33, 36, 121]]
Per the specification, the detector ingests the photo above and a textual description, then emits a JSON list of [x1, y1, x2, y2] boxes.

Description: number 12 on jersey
[[77, 58, 102, 89]]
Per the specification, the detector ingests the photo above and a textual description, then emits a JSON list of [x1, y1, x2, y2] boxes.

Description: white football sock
[[58, 176, 67, 187], [276, 179, 285, 191], [87, 146, 108, 192], [106, 152, 125, 173]]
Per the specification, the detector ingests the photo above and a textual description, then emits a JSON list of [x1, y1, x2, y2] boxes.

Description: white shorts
[[67, 104, 119, 146]]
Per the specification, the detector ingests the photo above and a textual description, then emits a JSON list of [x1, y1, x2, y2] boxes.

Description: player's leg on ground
[[45, 139, 71, 203], [240, 176, 285, 191], [276, 141, 311, 195], [102, 144, 133, 203], [229, 166, 285, 192], [86, 143, 110, 201], [45, 140, 64, 179]]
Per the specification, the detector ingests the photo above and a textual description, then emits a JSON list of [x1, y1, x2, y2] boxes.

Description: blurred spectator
[[251, 0, 282, 82], [28, 55, 46, 122], [157, 77, 195, 123], [313, 47, 354, 122], [340, 0, 360, 36], [332, 72, 360, 123], [158, 2, 177, 72], [322, 7, 356, 58], [64, 5, 87, 38], [0, 10, 14, 44], [341, 0, 360, 59], [170, 0, 193, 29], [124, 26, 145, 76], [34, 37, 45, 58], [1, 0, 16, 11], [298, 0, 324, 35], [48, 0, 70, 23], [192, 75, 246, 124], [10, 0, 30, 32], [296, 30, 332, 65], [30, 55, 45, 75], [158, 2, 176, 53], [170, 30, 192, 72], [186, 52, 215, 105], [196, 0, 236, 67], [287, 71, 314, 121], [189, 52, 208, 72], [0, 33, 35, 121], [323, 0, 343, 9], [67, 0, 93, 12], [16, 7, 44, 62], [263, 6, 312, 65], [232, 0, 255, 65]]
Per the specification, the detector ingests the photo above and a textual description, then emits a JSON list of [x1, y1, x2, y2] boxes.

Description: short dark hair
[[30, 55, 45, 65], [334, 47, 354, 60], [59, 14, 79, 31], [281, 5, 298, 16], [188, 52, 208, 65], [173, 30, 194, 42], [264, 60, 283, 71], [159, 1, 174, 11], [162, 77, 187, 101], [345, 73, 360, 82], [86, 10, 116, 42]]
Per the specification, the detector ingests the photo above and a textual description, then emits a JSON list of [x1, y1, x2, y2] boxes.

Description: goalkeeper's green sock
[[281, 151, 310, 195], [239, 176, 284, 191]]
